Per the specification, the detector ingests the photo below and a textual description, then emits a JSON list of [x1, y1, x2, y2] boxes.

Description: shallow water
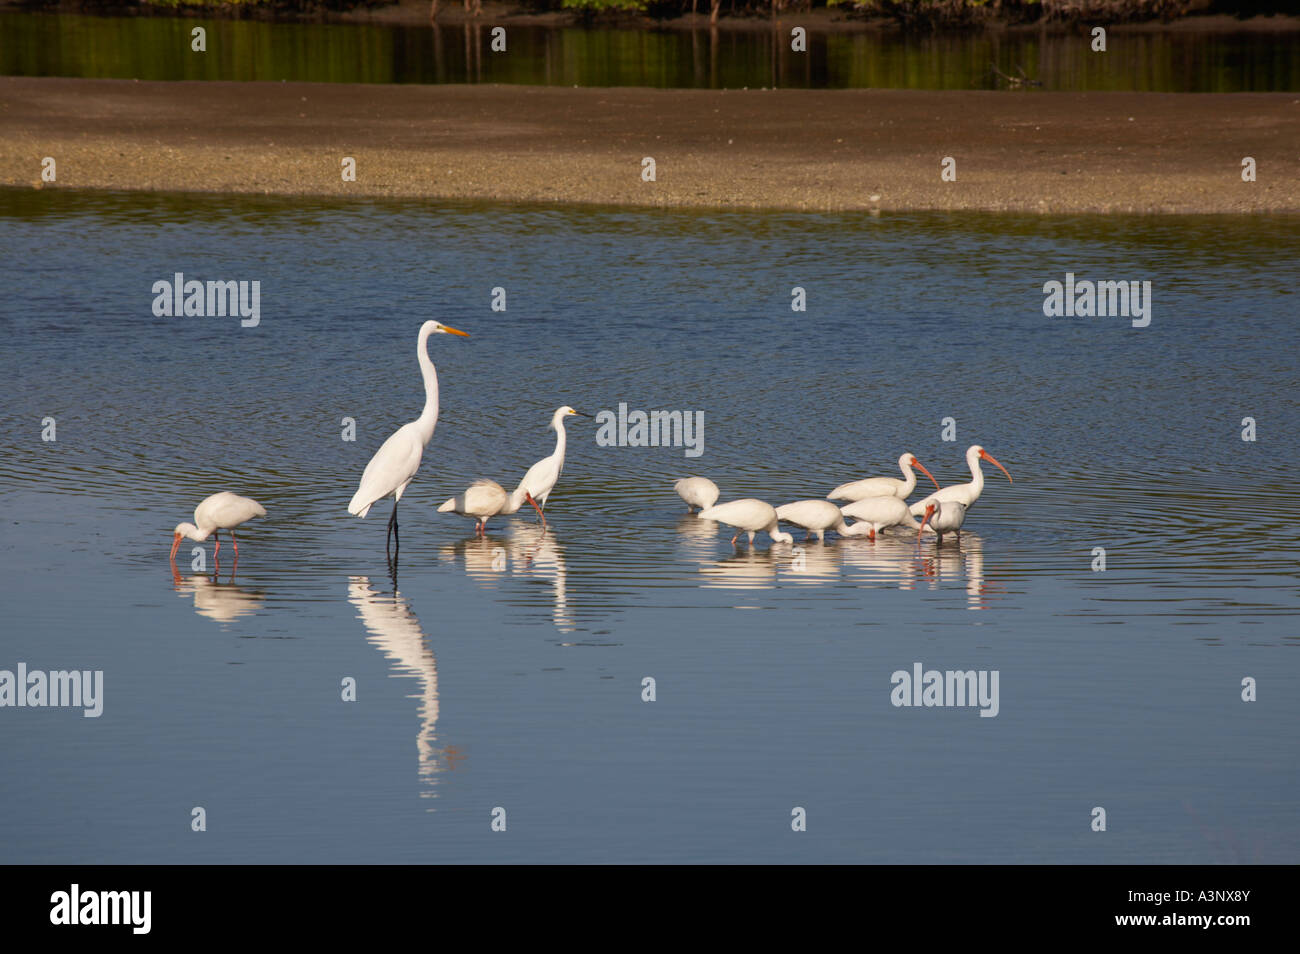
[[1, 188, 1297, 862], [2, 11, 1298, 91]]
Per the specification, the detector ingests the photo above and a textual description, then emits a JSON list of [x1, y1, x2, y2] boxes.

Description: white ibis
[[838, 495, 921, 541], [698, 499, 794, 547], [170, 491, 266, 561], [828, 452, 940, 502], [438, 479, 509, 536], [347, 319, 469, 556], [775, 500, 848, 542], [674, 476, 720, 513], [910, 445, 1012, 516], [917, 499, 967, 546]]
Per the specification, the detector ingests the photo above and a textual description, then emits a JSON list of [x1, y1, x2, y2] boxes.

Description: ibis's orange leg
[[525, 492, 547, 531]]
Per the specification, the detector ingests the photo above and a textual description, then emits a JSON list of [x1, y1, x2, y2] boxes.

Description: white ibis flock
[[677, 443, 1010, 549]]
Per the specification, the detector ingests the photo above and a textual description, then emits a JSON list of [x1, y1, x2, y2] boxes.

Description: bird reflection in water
[[916, 533, 1001, 610], [680, 516, 999, 609], [675, 513, 721, 558], [348, 576, 450, 804], [778, 541, 841, 586], [438, 524, 574, 633], [697, 546, 783, 590], [838, 534, 924, 591], [170, 556, 264, 627]]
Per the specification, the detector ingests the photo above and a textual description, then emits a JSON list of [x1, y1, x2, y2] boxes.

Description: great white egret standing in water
[[909, 445, 1012, 517], [674, 476, 720, 513], [348, 320, 469, 557], [698, 499, 794, 548], [170, 491, 267, 562], [827, 453, 940, 502], [508, 405, 588, 531]]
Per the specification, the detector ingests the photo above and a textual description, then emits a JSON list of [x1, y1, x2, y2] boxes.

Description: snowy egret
[[170, 491, 266, 561], [507, 406, 588, 530], [347, 319, 468, 555]]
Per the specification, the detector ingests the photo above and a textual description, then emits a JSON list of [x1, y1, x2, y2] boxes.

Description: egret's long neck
[[550, 417, 568, 473], [415, 329, 439, 440]]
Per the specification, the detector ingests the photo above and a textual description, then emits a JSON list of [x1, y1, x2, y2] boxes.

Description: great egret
[[918, 500, 967, 546], [698, 499, 794, 547], [507, 405, 587, 531], [775, 500, 848, 542], [170, 491, 266, 561], [347, 319, 469, 555], [828, 453, 940, 502], [438, 479, 509, 536], [674, 476, 720, 513], [838, 495, 921, 541], [909, 445, 1012, 516]]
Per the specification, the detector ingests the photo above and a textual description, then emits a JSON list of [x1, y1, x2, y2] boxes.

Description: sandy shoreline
[[3, 77, 1298, 214]]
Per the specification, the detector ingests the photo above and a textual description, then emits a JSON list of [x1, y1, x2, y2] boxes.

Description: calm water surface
[[2, 11, 1298, 90], [0, 189, 1297, 863]]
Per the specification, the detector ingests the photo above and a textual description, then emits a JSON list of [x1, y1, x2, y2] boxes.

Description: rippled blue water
[[1, 189, 1297, 862]]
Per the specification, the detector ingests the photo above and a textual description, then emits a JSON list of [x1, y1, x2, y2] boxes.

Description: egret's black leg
[[386, 500, 400, 559]]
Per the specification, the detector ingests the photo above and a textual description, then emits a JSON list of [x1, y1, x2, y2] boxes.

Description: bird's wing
[[516, 455, 557, 498], [349, 425, 422, 515], [465, 481, 507, 514], [200, 492, 263, 529]]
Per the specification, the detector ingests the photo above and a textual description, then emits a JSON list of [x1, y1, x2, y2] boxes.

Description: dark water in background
[[2, 11, 1298, 90], [0, 188, 1298, 862]]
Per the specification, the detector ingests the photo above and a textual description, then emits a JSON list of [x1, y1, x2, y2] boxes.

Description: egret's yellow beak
[[441, 325, 470, 337], [169, 533, 182, 560]]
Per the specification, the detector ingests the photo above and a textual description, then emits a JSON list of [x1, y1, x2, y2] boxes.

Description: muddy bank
[[3, 77, 1297, 213]]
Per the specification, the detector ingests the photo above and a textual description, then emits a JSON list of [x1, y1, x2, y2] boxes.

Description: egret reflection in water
[[439, 524, 574, 633], [348, 576, 449, 803]]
